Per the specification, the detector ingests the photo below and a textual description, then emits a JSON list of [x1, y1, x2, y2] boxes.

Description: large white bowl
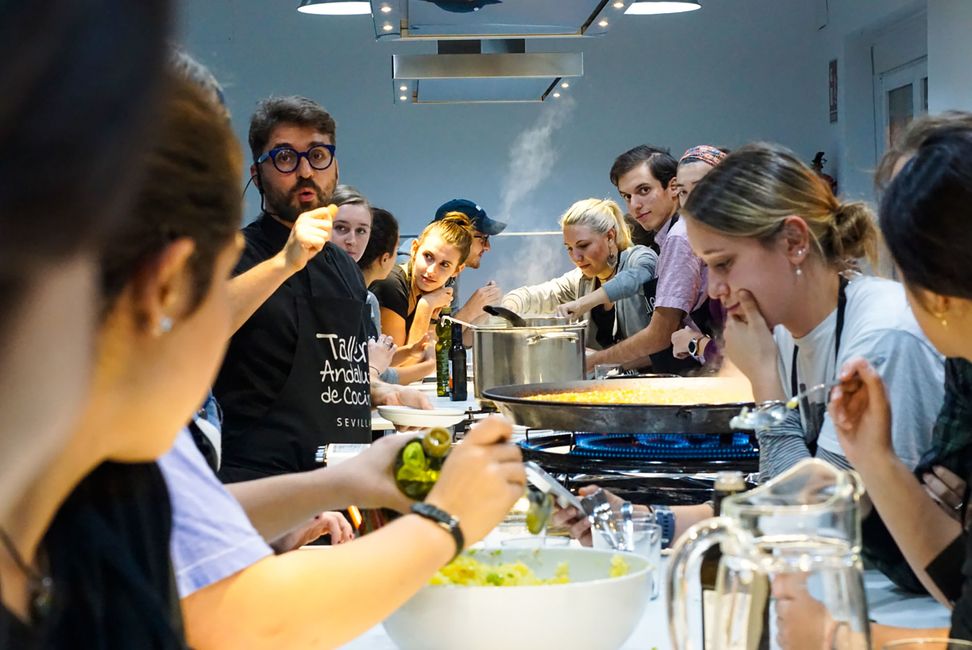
[[383, 547, 652, 650]]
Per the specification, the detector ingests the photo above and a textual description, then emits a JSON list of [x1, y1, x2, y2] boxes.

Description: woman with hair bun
[[682, 142, 944, 593], [502, 198, 657, 350]]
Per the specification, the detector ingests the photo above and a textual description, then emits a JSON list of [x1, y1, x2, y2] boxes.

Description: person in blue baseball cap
[[433, 199, 506, 328]]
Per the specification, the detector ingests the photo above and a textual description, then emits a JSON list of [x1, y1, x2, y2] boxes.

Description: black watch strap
[[411, 502, 464, 560]]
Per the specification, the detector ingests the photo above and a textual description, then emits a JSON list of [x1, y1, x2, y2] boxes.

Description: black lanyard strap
[[790, 275, 849, 396]]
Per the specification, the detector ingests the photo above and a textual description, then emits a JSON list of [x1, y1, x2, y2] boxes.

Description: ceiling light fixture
[[552, 92, 561, 98], [382, 22, 394, 31], [625, 1, 701, 15], [560, 82, 570, 89], [613, 1, 625, 8], [598, 19, 609, 27], [297, 0, 371, 15], [399, 95, 408, 101], [380, 4, 392, 13]]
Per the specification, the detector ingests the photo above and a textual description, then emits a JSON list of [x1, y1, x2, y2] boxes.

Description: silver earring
[[158, 316, 173, 335], [795, 266, 803, 277]]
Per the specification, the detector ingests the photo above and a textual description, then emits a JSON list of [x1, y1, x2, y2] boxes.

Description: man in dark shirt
[[214, 96, 427, 482]]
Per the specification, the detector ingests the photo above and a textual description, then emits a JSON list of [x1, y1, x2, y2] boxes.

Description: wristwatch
[[686, 337, 701, 362], [648, 504, 675, 549], [411, 502, 465, 560], [687, 336, 708, 364]]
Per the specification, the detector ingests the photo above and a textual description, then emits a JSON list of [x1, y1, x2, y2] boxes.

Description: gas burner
[[572, 433, 758, 462], [517, 430, 759, 507]]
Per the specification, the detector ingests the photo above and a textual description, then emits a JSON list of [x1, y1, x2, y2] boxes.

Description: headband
[[679, 145, 727, 168]]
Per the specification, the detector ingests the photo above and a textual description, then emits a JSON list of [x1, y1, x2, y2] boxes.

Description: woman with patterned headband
[[671, 145, 730, 365]]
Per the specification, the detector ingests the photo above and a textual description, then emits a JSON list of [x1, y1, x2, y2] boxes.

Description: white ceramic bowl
[[376, 405, 466, 428], [383, 547, 652, 650]]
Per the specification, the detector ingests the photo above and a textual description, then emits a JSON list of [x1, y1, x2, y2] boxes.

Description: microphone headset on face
[[242, 162, 270, 215]]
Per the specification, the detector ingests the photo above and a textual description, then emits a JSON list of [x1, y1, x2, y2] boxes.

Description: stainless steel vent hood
[[394, 39, 582, 104], [374, 0, 634, 104]]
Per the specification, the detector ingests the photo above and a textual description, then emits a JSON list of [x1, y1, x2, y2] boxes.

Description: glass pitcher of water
[[667, 459, 871, 649]]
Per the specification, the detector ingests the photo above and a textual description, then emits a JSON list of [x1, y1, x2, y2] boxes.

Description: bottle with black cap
[[449, 320, 467, 401]]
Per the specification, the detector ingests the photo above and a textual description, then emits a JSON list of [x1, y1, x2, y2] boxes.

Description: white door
[[876, 57, 928, 157]]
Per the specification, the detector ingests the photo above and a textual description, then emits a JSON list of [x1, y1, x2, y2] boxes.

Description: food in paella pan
[[523, 379, 753, 405]]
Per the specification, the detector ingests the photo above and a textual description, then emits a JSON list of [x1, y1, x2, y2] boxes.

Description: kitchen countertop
[[340, 559, 950, 650]]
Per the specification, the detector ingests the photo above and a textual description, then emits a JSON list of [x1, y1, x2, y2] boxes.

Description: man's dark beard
[[263, 179, 328, 223]]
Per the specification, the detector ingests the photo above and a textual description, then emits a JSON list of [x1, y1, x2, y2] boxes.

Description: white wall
[[928, 0, 972, 113], [175, 0, 955, 300]]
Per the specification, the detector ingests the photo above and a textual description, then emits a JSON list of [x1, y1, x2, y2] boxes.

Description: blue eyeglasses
[[256, 144, 336, 174]]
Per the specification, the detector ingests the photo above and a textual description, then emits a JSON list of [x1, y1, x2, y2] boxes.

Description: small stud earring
[[795, 266, 803, 277], [158, 316, 173, 335], [941, 318, 948, 328]]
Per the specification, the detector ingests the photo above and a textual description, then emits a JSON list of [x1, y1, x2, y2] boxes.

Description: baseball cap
[[433, 198, 507, 236]]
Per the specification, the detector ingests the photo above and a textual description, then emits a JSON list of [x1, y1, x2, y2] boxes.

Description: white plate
[[376, 405, 466, 428]]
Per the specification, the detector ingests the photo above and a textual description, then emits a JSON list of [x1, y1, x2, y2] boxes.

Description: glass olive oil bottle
[[394, 427, 452, 500], [435, 308, 452, 397]]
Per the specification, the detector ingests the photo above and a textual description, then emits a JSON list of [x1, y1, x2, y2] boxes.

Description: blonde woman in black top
[[371, 213, 474, 351]]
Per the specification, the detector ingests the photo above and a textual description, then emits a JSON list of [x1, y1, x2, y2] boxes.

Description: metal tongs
[[730, 356, 887, 430], [524, 461, 633, 551]]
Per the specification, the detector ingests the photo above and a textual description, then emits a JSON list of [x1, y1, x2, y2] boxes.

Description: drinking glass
[[594, 363, 623, 380], [593, 513, 662, 599]]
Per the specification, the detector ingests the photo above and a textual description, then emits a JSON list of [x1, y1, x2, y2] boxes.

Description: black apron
[[791, 276, 848, 455], [642, 216, 716, 374], [221, 245, 371, 482]]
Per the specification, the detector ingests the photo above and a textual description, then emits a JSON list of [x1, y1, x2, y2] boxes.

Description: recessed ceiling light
[[613, 1, 625, 8], [625, 1, 701, 15], [380, 4, 392, 13], [553, 92, 561, 98], [297, 0, 371, 15], [399, 95, 408, 101], [598, 19, 609, 27], [561, 82, 570, 89], [399, 85, 408, 91], [382, 22, 394, 31]]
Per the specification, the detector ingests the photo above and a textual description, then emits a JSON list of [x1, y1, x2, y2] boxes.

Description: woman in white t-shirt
[[683, 142, 944, 590]]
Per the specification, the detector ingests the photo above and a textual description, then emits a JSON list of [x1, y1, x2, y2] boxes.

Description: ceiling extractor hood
[[394, 39, 582, 104], [371, 0, 634, 104]]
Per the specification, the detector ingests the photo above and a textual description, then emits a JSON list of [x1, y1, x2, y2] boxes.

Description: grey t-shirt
[[758, 274, 945, 479]]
